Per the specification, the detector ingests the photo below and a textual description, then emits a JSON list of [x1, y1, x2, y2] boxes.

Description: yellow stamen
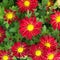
[[6, 12, 14, 20], [45, 42, 51, 48], [35, 50, 42, 56], [27, 24, 34, 31], [48, 53, 54, 60], [56, 16, 60, 23], [47, 1, 51, 6], [17, 47, 24, 53], [24, 1, 30, 7], [3, 55, 8, 60]]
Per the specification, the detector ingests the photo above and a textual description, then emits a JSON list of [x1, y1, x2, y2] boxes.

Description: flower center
[[47, 53, 54, 60], [45, 42, 51, 48], [17, 47, 24, 53], [27, 24, 34, 31], [35, 50, 42, 56], [6, 12, 14, 20], [24, 1, 30, 7], [47, 1, 51, 6], [56, 16, 60, 23], [0, 33, 2, 37], [3, 55, 8, 60]]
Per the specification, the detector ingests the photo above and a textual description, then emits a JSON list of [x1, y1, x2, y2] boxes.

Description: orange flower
[[19, 17, 42, 39], [17, 0, 38, 12]]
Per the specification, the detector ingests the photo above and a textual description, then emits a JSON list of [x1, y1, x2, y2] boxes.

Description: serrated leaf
[[10, 6, 18, 11]]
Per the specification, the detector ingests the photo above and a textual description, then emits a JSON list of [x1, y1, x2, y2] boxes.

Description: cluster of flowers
[[0, 0, 60, 60], [0, 34, 60, 60]]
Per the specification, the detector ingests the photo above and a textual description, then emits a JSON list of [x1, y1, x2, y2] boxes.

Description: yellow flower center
[[45, 42, 51, 48], [17, 47, 24, 53], [27, 24, 34, 31], [3, 55, 8, 60], [47, 1, 51, 6], [35, 50, 42, 56], [24, 1, 30, 7], [56, 16, 60, 23], [47, 53, 54, 60], [0, 33, 2, 37], [6, 12, 14, 20]]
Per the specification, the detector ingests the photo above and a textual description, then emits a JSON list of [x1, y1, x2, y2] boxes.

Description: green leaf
[[0, 6, 4, 19], [13, 57, 17, 60], [20, 56, 32, 60], [41, 25, 49, 35], [53, 1, 59, 9], [42, 0, 49, 6], [9, 22, 19, 33], [10, 6, 18, 11], [4, 38, 13, 50], [6, 31, 11, 38], [9, 27, 16, 32], [27, 57, 32, 60], [3, 0, 8, 7], [51, 29, 60, 41], [25, 10, 32, 18], [2, 0, 14, 7]]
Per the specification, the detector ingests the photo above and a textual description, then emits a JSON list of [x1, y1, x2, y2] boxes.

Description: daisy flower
[[16, 0, 38, 12], [50, 11, 60, 30], [0, 26, 6, 43], [19, 17, 42, 40], [29, 44, 45, 60], [11, 42, 28, 58], [39, 35, 58, 51], [0, 50, 13, 60], [45, 51, 56, 60], [4, 9, 17, 24]]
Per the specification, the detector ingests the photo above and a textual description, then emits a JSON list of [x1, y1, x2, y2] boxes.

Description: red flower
[[16, 0, 38, 12], [0, 26, 6, 43], [19, 17, 42, 39], [11, 42, 28, 58], [39, 35, 58, 51], [45, 51, 56, 60], [0, 50, 13, 60], [50, 11, 60, 30], [4, 9, 17, 24], [54, 52, 60, 60], [29, 45, 45, 60]]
